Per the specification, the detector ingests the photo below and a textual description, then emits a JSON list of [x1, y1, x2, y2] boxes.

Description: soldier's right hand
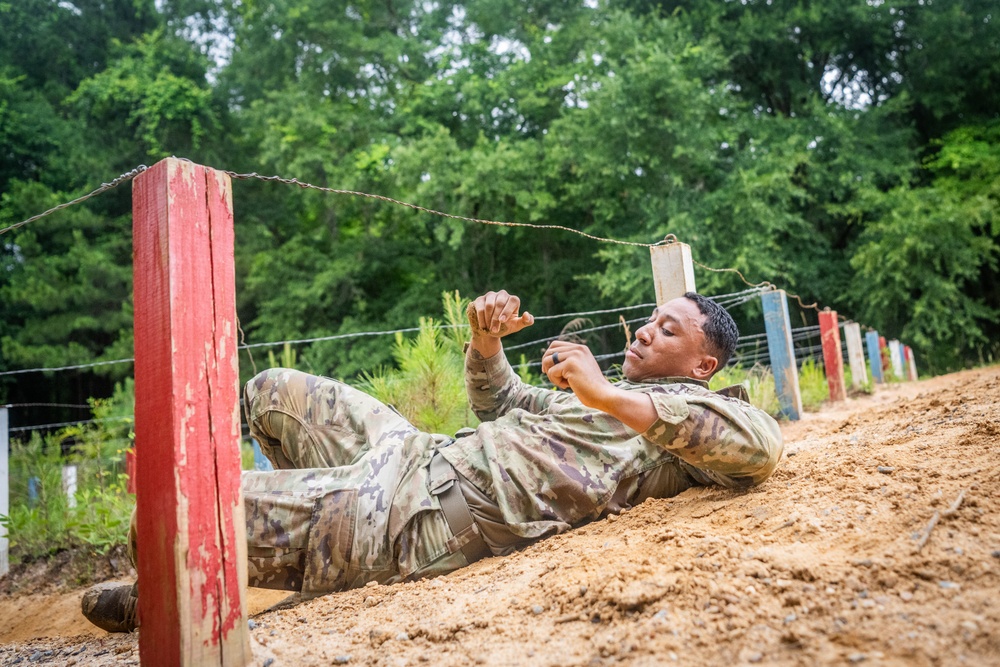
[[469, 290, 534, 339]]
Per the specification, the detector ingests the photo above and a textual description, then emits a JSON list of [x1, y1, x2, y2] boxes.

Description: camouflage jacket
[[438, 347, 783, 540]]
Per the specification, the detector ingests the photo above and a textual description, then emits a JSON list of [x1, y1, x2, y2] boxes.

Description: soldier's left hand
[[544, 341, 659, 432], [542, 341, 608, 402]]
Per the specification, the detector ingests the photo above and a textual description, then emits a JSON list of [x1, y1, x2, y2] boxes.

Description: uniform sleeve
[[642, 389, 784, 488], [465, 345, 556, 422]]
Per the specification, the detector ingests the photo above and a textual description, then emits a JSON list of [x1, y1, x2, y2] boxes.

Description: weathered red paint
[[133, 158, 250, 666], [818, 310, 847, 402]]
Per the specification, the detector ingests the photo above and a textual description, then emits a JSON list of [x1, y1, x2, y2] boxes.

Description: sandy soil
[[2, 366, 998, 666]]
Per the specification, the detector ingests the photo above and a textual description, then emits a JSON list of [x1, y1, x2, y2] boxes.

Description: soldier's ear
[[690, 354, 718, 381]]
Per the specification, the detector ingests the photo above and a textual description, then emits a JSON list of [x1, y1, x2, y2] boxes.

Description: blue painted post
[[866, 331, 884, 384], [28, 477, 40, 507], [762, 289, 802, 420], [251, 438, 274, 472]]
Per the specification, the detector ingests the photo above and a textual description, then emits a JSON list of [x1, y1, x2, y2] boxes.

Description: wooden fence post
[[889, 340, 905, 380], [762, 290, 802, 420], [866, 331, 884, 384], [905, 346, 919, 381], [1, 406, 8, 577], [133, 157, 251, 666], [62, 465, 77, 508], [818, 310, 847, 402], [843, 322, 868, 389], [250, 439, 274, 472], [650, 240, 696, 305], [879, 335, 890, 379]]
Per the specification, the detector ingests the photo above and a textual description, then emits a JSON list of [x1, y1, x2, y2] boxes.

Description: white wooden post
[[843, 322, 868, 388], [61, 465, 78, 508], [650, 240, 696, 305], [889, 340, 905, 380]]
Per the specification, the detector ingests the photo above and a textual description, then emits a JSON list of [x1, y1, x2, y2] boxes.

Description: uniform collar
[[620, 375, 709, 389], [621, 376, 751, 402]]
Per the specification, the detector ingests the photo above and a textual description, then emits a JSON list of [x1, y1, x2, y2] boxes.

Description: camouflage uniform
[[170, 348, 782, 596], [445, 350, 783, 547], [239, 369, 467, 595]]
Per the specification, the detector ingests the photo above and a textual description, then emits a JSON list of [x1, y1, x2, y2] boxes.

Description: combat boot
[[81, 581, 139, 633]]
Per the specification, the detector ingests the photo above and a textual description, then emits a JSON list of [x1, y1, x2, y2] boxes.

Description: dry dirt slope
[[2, 366, 999, 666]]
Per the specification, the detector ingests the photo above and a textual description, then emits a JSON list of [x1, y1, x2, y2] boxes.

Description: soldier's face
[[622, 297, 717, 382]]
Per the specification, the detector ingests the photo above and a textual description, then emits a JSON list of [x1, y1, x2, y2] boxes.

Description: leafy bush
[[358, 291, 474, 434], [1, 382, 135, 563]]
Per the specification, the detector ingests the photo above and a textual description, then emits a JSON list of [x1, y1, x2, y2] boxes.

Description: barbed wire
[[223, 169, 666, 248], [0, 301, 657, 376], [2, 403, 93, 409], [0, 357, 136, 377], [0, 165, 148, 236], [513, 349, 625, 370], [689, 253, 818, 313], [0, 161, 865, 364], [504, 316, 648, 352], [531, 303, 656, 321], [8, 415, 132, 434]]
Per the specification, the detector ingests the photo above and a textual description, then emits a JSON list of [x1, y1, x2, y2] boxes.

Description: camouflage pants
[[127, 368, 479, 597], [239, 368, 475, 595]]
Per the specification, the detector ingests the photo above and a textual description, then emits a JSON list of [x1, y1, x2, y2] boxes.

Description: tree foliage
[[1, 0, 998, 416]]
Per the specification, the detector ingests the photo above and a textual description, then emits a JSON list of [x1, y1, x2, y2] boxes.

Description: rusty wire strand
[[692, 259, 819, 313], [222, 168, 667, 248], [2, 161, 824, 316], [0, 165, 148, 236]]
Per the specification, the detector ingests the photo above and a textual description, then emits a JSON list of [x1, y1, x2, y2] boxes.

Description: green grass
[[798, 358, 830, 411], [710, 364, 780, 415], [1, 382, 136, 563]]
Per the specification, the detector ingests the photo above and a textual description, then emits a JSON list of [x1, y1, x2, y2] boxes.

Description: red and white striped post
[[905, 345, 919, 381], [132, 158, 251, 666], [818, 310, 847, 402]]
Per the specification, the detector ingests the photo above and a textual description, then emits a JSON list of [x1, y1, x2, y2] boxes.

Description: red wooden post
[[878, 335, 891, 377], [818, 310, 847, 402], [133, 158, 251, 666], [905, 345, 918, 381]]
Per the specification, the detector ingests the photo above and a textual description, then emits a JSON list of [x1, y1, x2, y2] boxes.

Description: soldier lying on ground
[[82, 289, 783, 632]]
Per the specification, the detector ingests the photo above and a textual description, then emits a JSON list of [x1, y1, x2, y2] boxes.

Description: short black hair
[[683, 292, 739, 370]]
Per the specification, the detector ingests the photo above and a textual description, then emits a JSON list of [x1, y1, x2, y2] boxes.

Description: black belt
[[429, 452, 492, 565]]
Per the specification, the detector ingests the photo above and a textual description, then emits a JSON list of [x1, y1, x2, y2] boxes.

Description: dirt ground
[[2, 366, 998, 666]]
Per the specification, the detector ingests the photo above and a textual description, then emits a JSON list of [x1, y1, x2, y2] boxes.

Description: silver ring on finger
[[552, 352, 560, 364]]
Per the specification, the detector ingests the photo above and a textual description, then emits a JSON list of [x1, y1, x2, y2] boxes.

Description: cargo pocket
[[301, 489, 357, 596], [244, 491, 316, 592], [396, 509, 469, 580]]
